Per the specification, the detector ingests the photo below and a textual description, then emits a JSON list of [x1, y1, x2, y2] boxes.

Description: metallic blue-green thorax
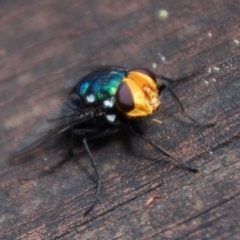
[[76, 67, 127, 108]]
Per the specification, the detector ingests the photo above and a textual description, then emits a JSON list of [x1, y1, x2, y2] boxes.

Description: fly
[[15, 65, 210, 216]]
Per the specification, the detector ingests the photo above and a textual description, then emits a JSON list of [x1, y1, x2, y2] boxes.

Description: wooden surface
[[1, 1, 240, 239]]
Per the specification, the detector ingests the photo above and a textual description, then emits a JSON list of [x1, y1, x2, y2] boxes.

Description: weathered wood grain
[[0, 0, 240, 239]]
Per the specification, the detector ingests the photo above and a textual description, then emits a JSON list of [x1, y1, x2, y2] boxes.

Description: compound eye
[[116, 82, 134, 112], [131, 68, 157, 82]]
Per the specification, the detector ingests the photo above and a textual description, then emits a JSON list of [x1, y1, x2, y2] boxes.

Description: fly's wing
[[15, 94, 93, 155], [15, 65, 127, 156]]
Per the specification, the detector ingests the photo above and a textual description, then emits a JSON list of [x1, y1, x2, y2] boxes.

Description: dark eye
[[131, 68, 157, 82], [116, 82, 134, 112]]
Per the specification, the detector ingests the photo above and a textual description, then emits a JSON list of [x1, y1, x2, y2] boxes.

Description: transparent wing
[[15, 94, 93, 155]]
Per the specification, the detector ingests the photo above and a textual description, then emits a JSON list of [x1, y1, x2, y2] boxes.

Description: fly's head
[[116, 68, 161, 119]]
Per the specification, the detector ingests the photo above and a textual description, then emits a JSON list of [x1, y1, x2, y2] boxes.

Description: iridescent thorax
[[76, 67, 127, 108]]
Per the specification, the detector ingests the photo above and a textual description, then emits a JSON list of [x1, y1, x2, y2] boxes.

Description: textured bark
[[0, 1, 240, 239]]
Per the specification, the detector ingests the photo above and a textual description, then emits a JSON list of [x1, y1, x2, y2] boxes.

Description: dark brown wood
[[1, 0, 240, 239]]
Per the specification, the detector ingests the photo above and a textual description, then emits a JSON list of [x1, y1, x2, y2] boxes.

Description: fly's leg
[[130, 123, 198, 172], [141, 134, 198, 172], [156, 67, 214, 127], [158, 83, 214, 127], [40, 131, 75, 175], [159, 84, 200, 124], [73, 127, 121, 216], [67, 131, 74, 158], [83, 138, 102, 216]]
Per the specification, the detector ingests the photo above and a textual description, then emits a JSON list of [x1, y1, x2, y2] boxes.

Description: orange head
[[116, 68, 161, 118]]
